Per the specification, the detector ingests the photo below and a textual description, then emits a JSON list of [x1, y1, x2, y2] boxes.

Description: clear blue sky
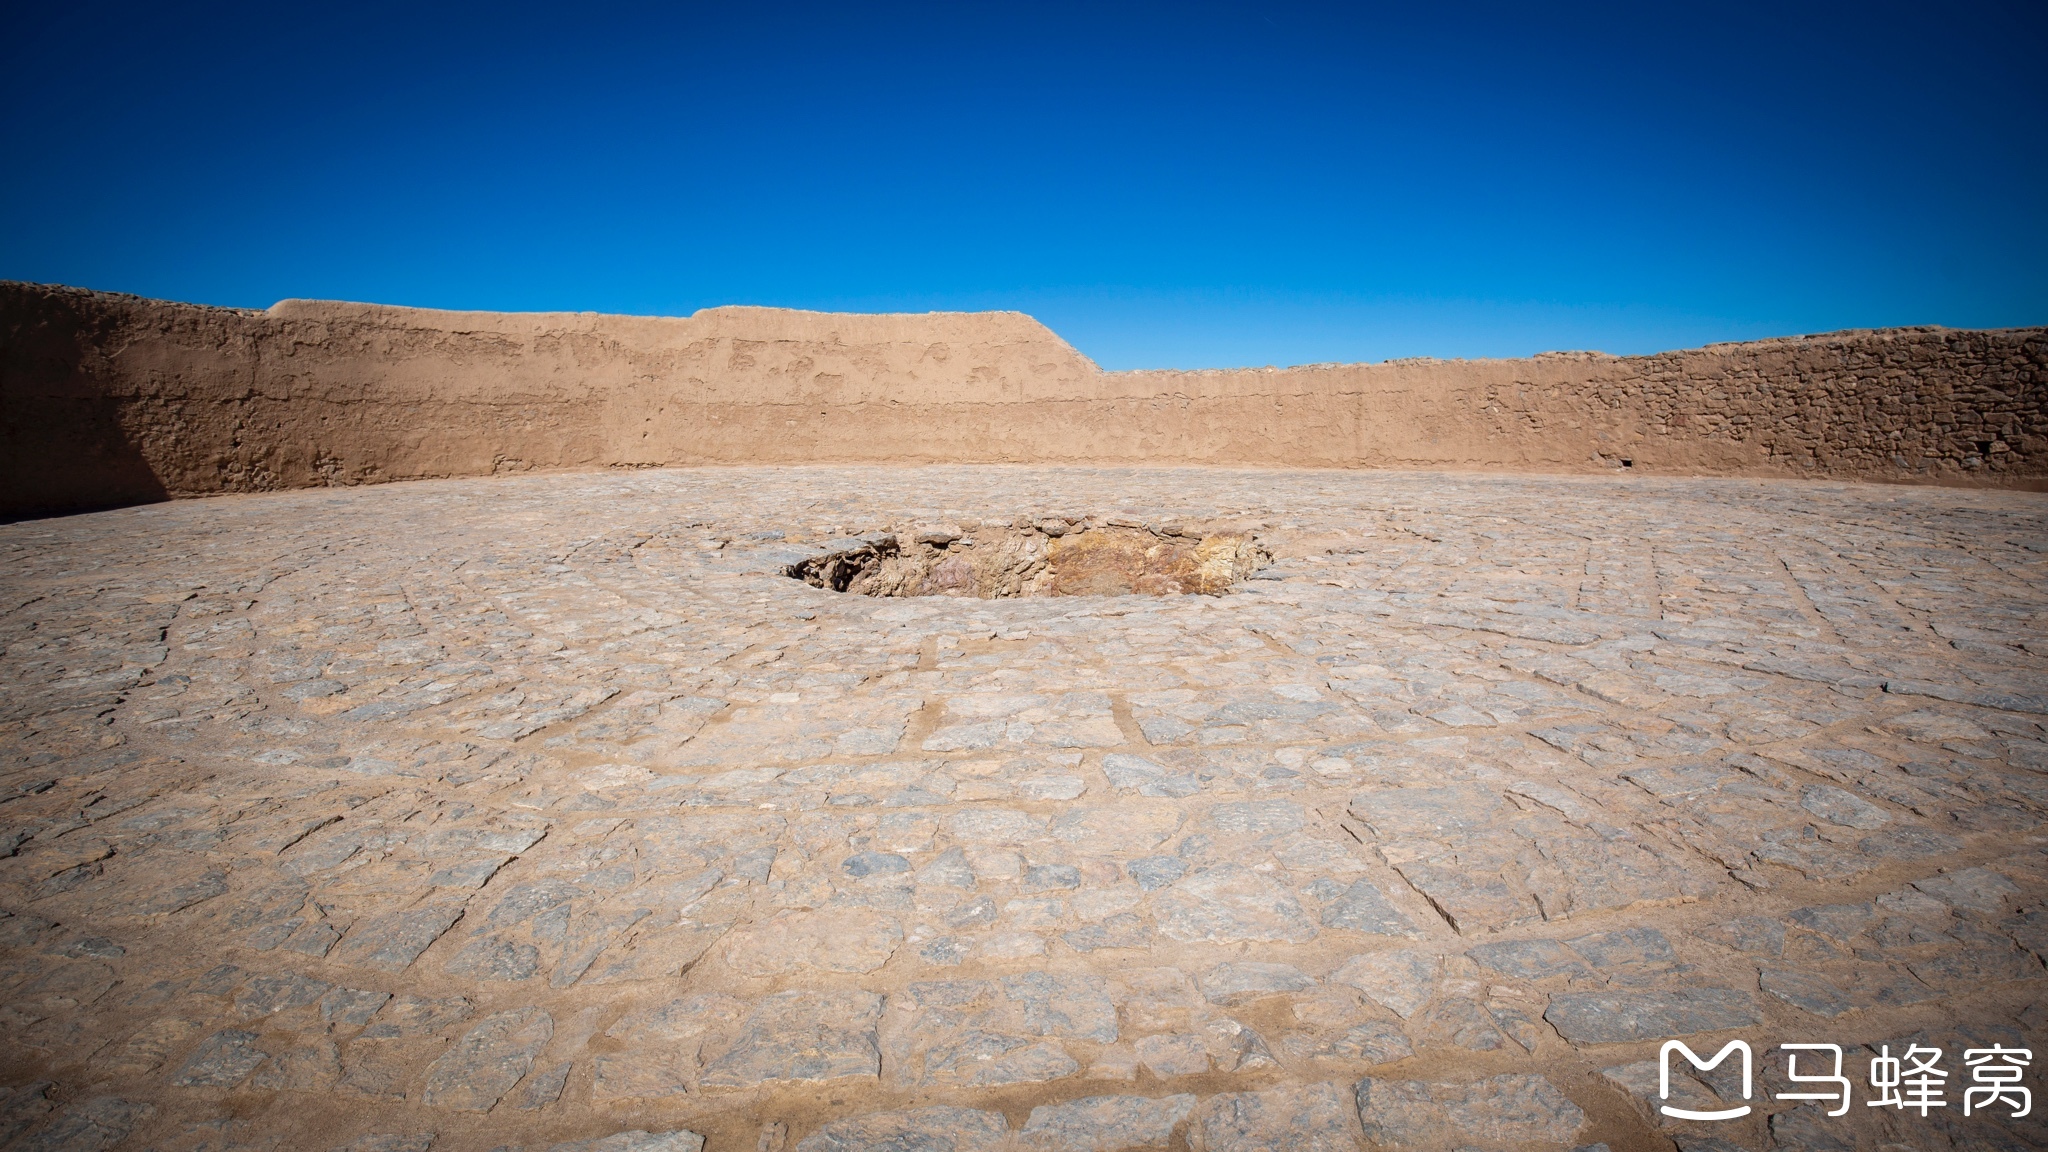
[[3, 2, 2042, 369]]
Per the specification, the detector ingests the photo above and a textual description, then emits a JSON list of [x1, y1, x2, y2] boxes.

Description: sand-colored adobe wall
[[2, 280, 2043, 518]]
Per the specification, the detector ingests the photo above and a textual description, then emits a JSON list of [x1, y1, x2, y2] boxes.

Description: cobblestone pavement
[[3, 466, 2046, 1152]]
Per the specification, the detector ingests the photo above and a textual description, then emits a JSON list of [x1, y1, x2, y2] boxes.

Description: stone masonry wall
[[2, 280, 2043, 518]]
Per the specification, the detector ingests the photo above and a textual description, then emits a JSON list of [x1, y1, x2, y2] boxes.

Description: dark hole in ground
[[786, 518, 1270, 598]]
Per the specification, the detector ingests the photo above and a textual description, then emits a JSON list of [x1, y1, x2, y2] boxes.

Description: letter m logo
[[1660, 1039, 1753, 1120]]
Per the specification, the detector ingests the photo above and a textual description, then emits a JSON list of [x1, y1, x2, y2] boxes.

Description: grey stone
[[1061, 912, 1153, 952], [1694, 916, 1784, 956], [361, 994, 474, 1038], [247, 918, 305, 950], [1568, 926, 1675, 966], [796, 1107, 1009, 1152], [1386, 859, 1536, 934], [336, 900, 467, 971], [1330, 949, 1440, 1019], [421, 1007, 554, 1111], [0, 911, 57, 950], [1207, 801, 1305, 834], [699, 990, 883, 1088], [57, 936, 124, 959], [331, 1137, 435, 1152], [286, 921, 343, 957], [1283, 1021, 1414, 1066], [1466, 939, 1591, 982], [1787, 903, 1878, 940], [995, 972, 1118, 1041], [1134, 1032, 1209, 1077], [947, 895, 999, 928], [233, 973, 333, 1018], [1318, 880, 1418, 936], [1126, 856, 1186, 891], [1879, 710, 1992, 742], [1348, 786, 1505, 841], [549, 906, 651, 988], [1415, 996, 1506, 1051], [945, 808, 1047, 845], [1206, 1017, 1279, 1072], [930, 1036, 1076, 1088], [1544, 988, 1760, 1044], [1906, 939, 2042, 990], [1355, 1074, 1585, 1147], [592, 994, 747, 1100], [1758, 966, 1856, 1018], [917, 847, 977, 888], [0, 1082, 53, 1148], [1800, 785, 1891, 829], [1153, 864, 1317, 944], [881, 976, 1115, 1089], [516, 1060, 572, 1109], [444, 934, 541, 981], [428, 855, 512, 888], [484, 880, 585, 928], [1600, 1059, 1725, 1126], [844, 851, 912, 878], [1767, 1107, 1856, 1152], [1020, 863, 1081, 892], [1103, 754, 1200, 798], [544, 1133, 706, 1152], [1433, 1074, 1589, 1139], [722, 907, 904, 976], [1487, 1002, 1546, 1053], [320, 987, 393, 1025], [284, 678, 346, 699], [191, 963, 243, 993], [249, 1037, 343, 1091], [170, 1029, 269, 1087], [130, 870, 229, 916], [1192, 1083, 1360, 1152], [1050, 805, 1185, 855], [1199, 962, 1314, 1005], [1913, 866, 2021, 913], [1020, 1094, 1197, 1152], [16, 1097, 152, 1152]]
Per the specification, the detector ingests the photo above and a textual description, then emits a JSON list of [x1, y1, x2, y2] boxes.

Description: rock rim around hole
[[786, 518, 1272, 598]]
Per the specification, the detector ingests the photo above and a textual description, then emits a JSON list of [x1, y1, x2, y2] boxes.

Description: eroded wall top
[[3, 280, 2043, 518]]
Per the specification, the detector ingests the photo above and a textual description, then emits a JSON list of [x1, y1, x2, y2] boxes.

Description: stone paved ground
[[2, 466, 2045, 1152]]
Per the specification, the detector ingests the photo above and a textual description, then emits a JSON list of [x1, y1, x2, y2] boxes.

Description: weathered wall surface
[[3, 279, 2043, 518]]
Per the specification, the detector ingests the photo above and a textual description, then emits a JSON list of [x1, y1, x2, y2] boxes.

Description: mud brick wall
[[4, 279, 2043, 518]]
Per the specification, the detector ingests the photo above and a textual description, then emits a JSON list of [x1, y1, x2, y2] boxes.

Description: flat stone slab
[[700, 990, 883, 1088], [1191, 1083, 1361, 1152], [1019, 1094, 1196, 1152], [1355, 1074, 1585, 1147], [419, 1007, 553, 1111], [2, 465, 2044, 1152], [1543, 988, 1762, 1044], [797, 1108, 1008, 1152]]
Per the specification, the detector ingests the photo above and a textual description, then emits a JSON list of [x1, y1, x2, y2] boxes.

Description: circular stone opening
[[786, 517, 1271, 598]]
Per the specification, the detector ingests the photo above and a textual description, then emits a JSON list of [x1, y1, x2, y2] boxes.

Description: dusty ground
[[1, 465, 2044, 1152]]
